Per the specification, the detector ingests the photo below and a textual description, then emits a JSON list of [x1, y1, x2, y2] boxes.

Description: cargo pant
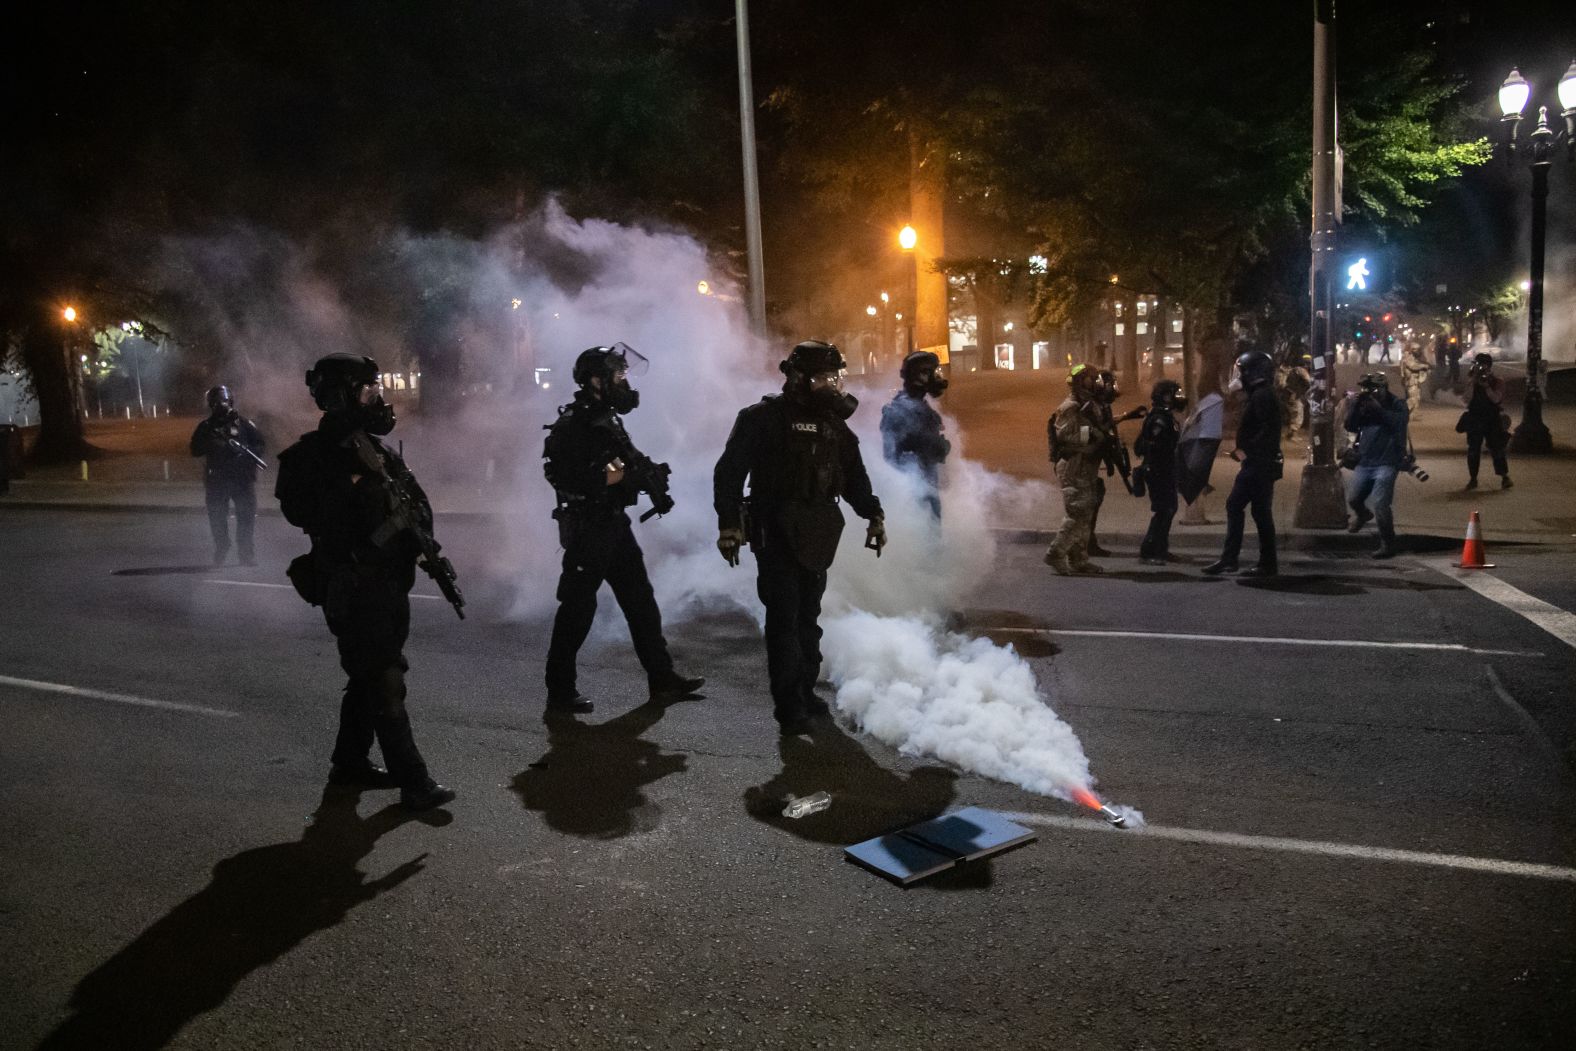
[[1046, 456, 1101, 565]]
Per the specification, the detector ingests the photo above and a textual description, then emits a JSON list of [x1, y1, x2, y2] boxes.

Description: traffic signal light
[[1355, 330, 1364, 339], [1382, 313, 1392, 323], [1364, 315, 1372, 322]]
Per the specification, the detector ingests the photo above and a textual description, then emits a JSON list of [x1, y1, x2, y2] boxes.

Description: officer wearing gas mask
[[1135, 380, 1186, 565], [541, 344, 705, 717], [274, 354, 455, 812], [880, 350, 950, 517], [1086, 368, 1144, 557], [1043, 364, 1109, 575], [189, 384, 266, 566], [1204, 348, 1283, 577], [714, 340, 885, 735]]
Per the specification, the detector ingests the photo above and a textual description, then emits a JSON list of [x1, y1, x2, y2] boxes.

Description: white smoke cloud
[[162, 199, 1122, 812]]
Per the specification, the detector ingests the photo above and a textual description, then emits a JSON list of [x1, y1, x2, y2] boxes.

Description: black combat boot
[[1201, 559, 1239, 576], [328, 762, 399, 788], [649, 672, 706, 703], [545, 691, 594, 716], [400, 780, 457, 812]]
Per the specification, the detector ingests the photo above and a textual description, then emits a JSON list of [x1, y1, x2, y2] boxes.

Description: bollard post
[[80, 460, 89, 482], [162, 460, 171, 481]]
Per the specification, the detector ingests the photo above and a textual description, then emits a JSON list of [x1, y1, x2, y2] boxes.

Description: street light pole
[[1295, 0, 1349, 528], [1498, 61, 1576, 454], [734, 0, 767, 339], [1511, 109, 1554, 453]]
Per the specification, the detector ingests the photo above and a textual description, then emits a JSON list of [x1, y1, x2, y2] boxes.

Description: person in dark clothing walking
[[1457, 352, 1512, 490], [1204, 349, 1283, 577], [714, 340, 885, 735], [880, 350, 950, 518], [190, 385, 265, 566], [275, 354, 455, 812], [542, 344, 704, 717], [1135, 380, 1185, 565], [1344, 372, 1410, 559]]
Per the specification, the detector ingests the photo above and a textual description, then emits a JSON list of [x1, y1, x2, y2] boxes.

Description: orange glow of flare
[[1071, 786, 1103, 812]]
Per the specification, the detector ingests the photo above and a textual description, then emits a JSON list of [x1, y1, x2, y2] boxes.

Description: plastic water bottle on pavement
[[782, 791, 832, 819]]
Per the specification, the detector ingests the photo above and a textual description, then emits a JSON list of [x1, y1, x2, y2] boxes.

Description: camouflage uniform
[[1400, 349, 1431, 413], [1044, 394, 1106, 573]]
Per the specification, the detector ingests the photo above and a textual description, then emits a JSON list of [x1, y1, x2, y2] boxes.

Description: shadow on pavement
[[37, 788, 443, 1051], [109, 565, 216, 577], [744, 726, 991, 891], [1094, 570, 1229, 584], [511, 699, 687, 839], [1237, 573, 1465, 596]]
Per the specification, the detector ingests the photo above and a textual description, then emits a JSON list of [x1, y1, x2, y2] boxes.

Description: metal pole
[[735, 0, 767, 339], [1510, 112, 1553, 453], [1294, 0, 1349, 527]]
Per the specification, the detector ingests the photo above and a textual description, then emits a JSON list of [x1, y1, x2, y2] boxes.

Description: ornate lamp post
[[1496, 61, 1576, 454]]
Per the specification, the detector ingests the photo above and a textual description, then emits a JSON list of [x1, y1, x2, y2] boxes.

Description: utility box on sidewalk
[[0, 423, 22, 488]]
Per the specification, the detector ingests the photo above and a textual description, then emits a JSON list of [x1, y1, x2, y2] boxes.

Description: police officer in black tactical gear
[[1204, 348, 1283, 578], [275, 354, 456, 812], [541, 345, 705, 718], [189, 385, 266, 566], [1135, 379, 1185, 565], [880, 350, 950, 518], [714, 340, 885, 736]]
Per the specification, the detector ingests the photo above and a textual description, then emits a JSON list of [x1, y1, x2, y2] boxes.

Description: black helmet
[[573, 346, 628, 386], [1068, 363, 1099, 393], [1473, 352, 1494, 368], [1150, 379, 1182, 407], [205, 385, 234, 414], [899, 350, 947, 397], [1358, 372, 1389, 393], [781, 340, 856, 419], [306, 353, 394, 434], [1234, 349, 1275, 389], [780, 340, 847, 376], [572, 342, 645, 413]]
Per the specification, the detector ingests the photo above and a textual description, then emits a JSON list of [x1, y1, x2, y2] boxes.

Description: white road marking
[[207, 579, 444, 601], [0, 674, 240, 719], [983, 626, 1539, 657], [1426, 559, 1576, 651], [1003, 811, 1576, 884]]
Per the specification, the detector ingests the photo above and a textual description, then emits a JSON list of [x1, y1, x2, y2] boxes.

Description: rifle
[[596, 418, 674, 523], [1102, 406, 1146, 495], [223, 435, 268, 471], [346, 432, 466, 620]]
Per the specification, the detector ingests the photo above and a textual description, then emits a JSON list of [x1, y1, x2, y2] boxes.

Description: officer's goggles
[[354, 381, 385, 405]]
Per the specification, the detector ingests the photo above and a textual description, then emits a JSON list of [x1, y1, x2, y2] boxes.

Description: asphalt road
[[2, 505, 1574, 1050]]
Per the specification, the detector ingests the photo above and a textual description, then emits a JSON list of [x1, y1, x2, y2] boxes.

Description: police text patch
[[792, 422, 820, 433]]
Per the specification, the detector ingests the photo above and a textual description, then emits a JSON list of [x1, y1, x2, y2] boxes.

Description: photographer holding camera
[[1456, 352, 1512, 490], [1343, 373, 1410, 559]]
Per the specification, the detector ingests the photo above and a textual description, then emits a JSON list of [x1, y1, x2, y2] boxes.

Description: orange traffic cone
[[1453, 510, 1495, 569]]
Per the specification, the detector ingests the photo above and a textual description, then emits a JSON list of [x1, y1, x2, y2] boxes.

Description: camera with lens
[[1401, 453, 1429, 482]]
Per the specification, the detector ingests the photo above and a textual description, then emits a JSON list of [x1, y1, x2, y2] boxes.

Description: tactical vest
[[781, 409, 845, 504]]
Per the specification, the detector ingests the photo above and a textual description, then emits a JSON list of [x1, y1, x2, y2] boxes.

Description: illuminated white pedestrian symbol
[[1346, 257, 1369, 291]]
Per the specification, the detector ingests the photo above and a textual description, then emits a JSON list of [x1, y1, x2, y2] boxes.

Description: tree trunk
[[19, 324, 88, 463], [1181, 307, 1196, 403], [1119, 291, 1139, 385], [974, 279, 999, 371], [1150, 295, 1168, 382]]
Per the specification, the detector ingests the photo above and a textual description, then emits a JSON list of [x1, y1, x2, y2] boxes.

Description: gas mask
[[354, 382, 396, 436], [798, 371, 857, 420], [607, 380, 640, 415], [908, 370, 948, 399]]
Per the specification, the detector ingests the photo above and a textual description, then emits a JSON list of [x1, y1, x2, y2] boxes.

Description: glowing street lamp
[[898, 225, 917, 251], [879, 291, 889, 304], [1495, 61, 1576, 453], [697, 280, 712, 296], [865, 304, 878, 317], [62, 306, 77, 322]]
